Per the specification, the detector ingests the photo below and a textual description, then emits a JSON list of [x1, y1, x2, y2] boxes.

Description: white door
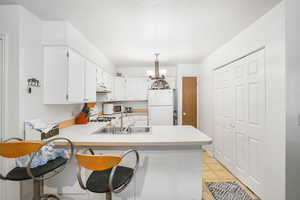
[[214, 50, 265, 197], [214, 66, 235, 171], [68, 49, 85, 103], [0, 37, 5, 200], [85, 61, 96, 102], [233, 50, 265, 196]]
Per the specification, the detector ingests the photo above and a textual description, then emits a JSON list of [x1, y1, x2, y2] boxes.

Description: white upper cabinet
[[114, 77, 126, 100], [112, 76, 176, 102], [85, 60, 97, 102], [125, 78, 148, 100], [44, 46, 96, 104], [68, 49, 85, 103], [96, 67, 104, 86]]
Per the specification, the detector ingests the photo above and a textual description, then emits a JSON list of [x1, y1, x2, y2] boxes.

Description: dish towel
[[25, 119, 57, 133], [15, 143, 68, 168]]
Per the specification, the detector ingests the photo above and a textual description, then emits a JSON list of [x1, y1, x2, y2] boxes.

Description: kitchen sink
[[93, 126, 151, 135]]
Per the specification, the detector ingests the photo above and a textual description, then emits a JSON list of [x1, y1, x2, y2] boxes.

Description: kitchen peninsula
[[45, 124, 212, 200]]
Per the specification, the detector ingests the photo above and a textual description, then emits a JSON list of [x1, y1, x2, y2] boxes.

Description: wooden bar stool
[[0, 137, 74, 200], [76, 148, 139, 200]]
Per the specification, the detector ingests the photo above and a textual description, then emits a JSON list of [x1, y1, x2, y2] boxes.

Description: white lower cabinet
[[44, 46, 97, 104]]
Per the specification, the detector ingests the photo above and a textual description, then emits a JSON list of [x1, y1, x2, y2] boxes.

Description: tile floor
[[202, 151, 260, 200]]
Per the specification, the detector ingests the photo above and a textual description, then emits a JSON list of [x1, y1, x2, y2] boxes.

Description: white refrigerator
[[148, 89, 174, 125]]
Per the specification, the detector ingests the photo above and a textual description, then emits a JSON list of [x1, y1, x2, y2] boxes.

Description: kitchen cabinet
[[102, 72, 114, 100], [85, 60, 97, 102], [96, 67, 103, 86], [112, 77, 178, 102], [44, 46, 96, 104], [126, 78, 148, 100], [114, 77, 126, 100], [67, 49, 85, 102]]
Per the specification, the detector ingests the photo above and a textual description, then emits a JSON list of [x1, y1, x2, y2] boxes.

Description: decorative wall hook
[[27, 78, 41, 94]]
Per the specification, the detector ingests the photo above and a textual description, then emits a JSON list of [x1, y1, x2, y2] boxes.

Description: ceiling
[[0, 0, 281, 67]]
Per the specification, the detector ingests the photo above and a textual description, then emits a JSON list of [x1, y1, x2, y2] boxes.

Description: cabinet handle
[[183, 112, 187, 116]]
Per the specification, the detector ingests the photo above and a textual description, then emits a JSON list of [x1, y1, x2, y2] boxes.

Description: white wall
[[198, 2, 285, 200], [286, 0, 300, 199], [19, 7, 82, 132], [176, 64, 200, 126], [0, 5, 116, 200], [43, 21, 115, 74], [0, 5, 21, 200]]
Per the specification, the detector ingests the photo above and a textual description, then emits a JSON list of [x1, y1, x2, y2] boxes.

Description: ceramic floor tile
[[202, 151, 260, 200]]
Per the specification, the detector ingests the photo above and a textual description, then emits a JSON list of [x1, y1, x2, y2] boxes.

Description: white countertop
[[57, 123, 212, 147]]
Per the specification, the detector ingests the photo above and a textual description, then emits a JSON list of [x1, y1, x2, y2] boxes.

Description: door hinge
[[66, 94, 69, 100], [66, 51, 69, 58]]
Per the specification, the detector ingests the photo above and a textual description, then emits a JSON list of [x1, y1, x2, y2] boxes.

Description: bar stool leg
[[33, 180, 41, 200], [106, 192, 112, 200]]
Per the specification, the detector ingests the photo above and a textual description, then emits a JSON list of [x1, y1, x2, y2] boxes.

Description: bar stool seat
[[6, 156, 67, 181], [0, 137, 74, 200], [86, 166, 134, 193]]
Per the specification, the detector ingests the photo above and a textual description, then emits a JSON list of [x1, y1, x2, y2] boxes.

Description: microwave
[[113, 105, 122, 113]]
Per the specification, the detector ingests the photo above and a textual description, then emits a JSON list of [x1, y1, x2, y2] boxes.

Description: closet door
[[233, 50, 265, 196], [214, 66, 235, 171], [214, 49, 265, 197]]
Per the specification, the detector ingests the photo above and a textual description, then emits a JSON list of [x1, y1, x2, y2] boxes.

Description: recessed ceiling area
[[0, 0, 281, 67]]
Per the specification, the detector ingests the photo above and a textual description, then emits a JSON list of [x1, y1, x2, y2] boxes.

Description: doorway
[[182, 76, 197, 128]]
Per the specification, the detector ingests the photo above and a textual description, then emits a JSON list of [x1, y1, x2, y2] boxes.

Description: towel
[[15, 143, 68, 168], [25, 119, 57, 133]]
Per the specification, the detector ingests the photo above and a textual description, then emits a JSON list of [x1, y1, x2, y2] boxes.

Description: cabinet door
[[114, 77, 126, 100], [85, 60, 97, 102], [136, 78, 148, 100], [126, 78, 148, 100], [102, 71, 109, 89], [96, 67, 103, 86], [106, 73, 114, 100], [126, 78, 137, 100], [68, 49, 85, 103]]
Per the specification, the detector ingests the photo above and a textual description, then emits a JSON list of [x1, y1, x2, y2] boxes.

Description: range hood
[[149, 53, 170, 90]]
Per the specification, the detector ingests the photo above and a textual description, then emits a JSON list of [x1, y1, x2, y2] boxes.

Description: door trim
[[178, 75, 199, 127], [0, 33, 7, 141], [0, 32, 7, 200]]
